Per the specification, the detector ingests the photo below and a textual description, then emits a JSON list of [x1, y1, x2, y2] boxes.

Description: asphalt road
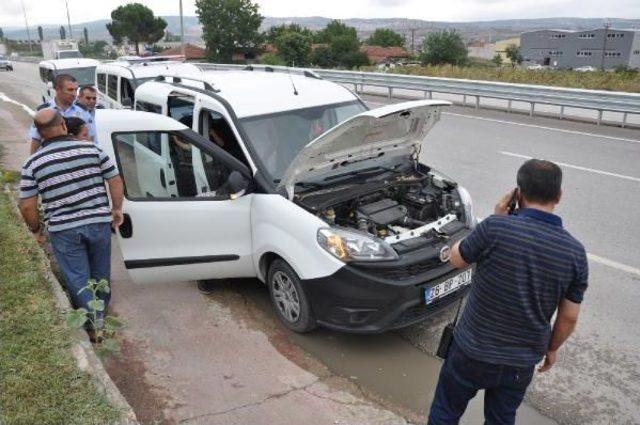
[[1, 61, 639, 424]]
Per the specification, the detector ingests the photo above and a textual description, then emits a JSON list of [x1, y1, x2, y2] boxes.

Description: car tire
[[267, 259, 316, 333]]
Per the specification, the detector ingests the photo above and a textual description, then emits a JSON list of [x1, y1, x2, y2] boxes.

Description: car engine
[[312, 171, 467, 251]]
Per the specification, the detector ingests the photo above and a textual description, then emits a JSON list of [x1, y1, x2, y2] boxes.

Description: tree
[[315, 20, 357, 44], [196, 0, 263, 63], [0, 28, 4, 41], [275, 31, 312, 66], [265, 24, 312, 44], [59, 26, 66, 40], [505, 44, 523, 68], [37, 26, 43, 42], [311, 46, 334, 68], [339, 51, 370, 69], [83, 27, 89, 45], [492, 53, 503, 67], [366, 28, 405, 47], [106, 3, 167, 55], [420, 30, 468, 66]]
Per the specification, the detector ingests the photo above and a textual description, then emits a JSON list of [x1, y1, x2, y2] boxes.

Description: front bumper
[[301, 260, 472, 333]]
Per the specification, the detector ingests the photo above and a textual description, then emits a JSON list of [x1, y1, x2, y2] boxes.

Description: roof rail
[[154, 74, 220, 93], [236, 64, 321, 79]]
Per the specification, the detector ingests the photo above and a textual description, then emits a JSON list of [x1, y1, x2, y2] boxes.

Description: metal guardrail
[[196, 63, 640, 127]]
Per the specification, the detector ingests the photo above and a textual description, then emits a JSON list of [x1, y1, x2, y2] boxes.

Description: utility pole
[[179, 0, 185, 58], [21, 0, 33, 55], [65, 0, 73, 40], [600, 22, 610, 71], [410, 28, 416, 54]]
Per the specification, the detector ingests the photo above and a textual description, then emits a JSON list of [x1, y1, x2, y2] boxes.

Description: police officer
[[28, 74, 96, 153], [75, 85, 104, 120]]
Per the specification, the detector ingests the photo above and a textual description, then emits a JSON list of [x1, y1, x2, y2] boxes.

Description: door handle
[[119, 213, 133, 238], [160, 169, 166, 188]]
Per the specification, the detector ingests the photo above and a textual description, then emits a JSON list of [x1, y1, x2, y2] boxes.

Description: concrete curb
[[4, 185, 138, 425]]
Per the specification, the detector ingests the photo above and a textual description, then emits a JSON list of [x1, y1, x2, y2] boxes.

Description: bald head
[[34, 108, 67, 140]]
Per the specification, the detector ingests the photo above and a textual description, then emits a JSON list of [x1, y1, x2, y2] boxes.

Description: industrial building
[[520, 28, 640, 69]]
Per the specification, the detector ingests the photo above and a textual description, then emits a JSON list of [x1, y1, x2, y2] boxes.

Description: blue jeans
[[428, 339, 535, 425], [49, 223, 112, 315]]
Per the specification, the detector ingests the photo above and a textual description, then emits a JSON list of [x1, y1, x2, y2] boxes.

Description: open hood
[[277, 99, 450, 199]]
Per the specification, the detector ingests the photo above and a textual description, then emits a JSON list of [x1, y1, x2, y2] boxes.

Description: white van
[[38, 58, 99, 103], [96, 69, 476, 334], [95, 57, 200, 109]]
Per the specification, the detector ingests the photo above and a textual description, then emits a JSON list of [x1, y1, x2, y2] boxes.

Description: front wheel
[[267, 259, 316, 333]]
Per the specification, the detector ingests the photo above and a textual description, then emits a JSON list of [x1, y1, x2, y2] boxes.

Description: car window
[[168, 95, 194, 128], [199, 109, 248, 167], [136, 100, 163, 114], [112, 131, 233, 200], [62, 67, 96, 86], [120, 77, 134, 102], [107, 74, 118, 100], [97, 73, 107, 93], [239, 101, 366, 182]]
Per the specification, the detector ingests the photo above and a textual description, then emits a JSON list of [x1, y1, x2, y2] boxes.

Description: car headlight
[[317, 227, 398, 262], [457, 186, 477, 229]]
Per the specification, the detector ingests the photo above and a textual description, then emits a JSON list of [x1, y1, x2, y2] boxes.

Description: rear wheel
[[267, 259, 316, 333]]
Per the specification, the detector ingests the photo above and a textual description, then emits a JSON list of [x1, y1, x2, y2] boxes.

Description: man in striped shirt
[[428, 159, 588, 425], [19, 108, 124, 321]]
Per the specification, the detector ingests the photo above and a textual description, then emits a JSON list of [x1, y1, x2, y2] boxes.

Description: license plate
[[424, 269, 472, 305]]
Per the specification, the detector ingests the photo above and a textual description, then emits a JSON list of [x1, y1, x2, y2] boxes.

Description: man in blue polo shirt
[[28, 74, 96, 153], [428, 159, 588, 425]]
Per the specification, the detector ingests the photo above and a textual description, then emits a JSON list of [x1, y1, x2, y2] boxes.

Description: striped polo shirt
[[19, 136, 119, 233], [454, 208, 588, 367]]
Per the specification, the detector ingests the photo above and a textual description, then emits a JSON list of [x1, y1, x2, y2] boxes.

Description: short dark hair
[[79, 85, 97, 96], [63, 116, 87, 137], [54, 73, 77, 89], [517, 159, 562, 204]]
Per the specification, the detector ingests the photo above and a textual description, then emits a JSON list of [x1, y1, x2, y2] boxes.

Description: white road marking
[[0, 92, 35, 117], [587, 253, 640, 278], [499, 151, 640, 183], [364, 99, 640, 144]]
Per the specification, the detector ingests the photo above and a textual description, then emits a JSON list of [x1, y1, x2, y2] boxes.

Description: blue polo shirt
[[454, 208, 588, 367]]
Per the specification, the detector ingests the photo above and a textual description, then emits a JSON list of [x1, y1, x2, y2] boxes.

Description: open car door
[[96, 109, 255, 284]]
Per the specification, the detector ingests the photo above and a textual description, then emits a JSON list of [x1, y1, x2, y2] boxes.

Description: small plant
[[66, 279, 124, 354]]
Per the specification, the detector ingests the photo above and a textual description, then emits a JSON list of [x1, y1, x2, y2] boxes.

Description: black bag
[[436, 298, 464, 359]]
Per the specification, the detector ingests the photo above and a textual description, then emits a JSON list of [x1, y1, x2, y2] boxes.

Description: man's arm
[[18, 196, 40, 234], [449, 240, 469, 269], [106, 175, 124, 228], [538, 299, 581, 372], [30, 139, 41, 154]]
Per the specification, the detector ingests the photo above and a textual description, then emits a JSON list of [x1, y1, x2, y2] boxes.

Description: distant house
[[161, 43, 207, 60], [360, 45, 411, 64], [467, 41, 496, 60]]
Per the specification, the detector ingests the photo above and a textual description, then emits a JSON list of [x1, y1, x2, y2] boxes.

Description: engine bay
[[302, 169, 468, 254]]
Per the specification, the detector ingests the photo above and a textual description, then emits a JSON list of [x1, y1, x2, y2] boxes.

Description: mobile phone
[[507, 188, 518, 215]]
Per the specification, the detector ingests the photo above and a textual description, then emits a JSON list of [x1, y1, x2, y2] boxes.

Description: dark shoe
[[197, 280, 217, 295]]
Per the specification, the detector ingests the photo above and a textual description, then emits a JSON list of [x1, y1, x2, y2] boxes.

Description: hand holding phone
[[507, 188, 519, 215], [495, 188, 518, 216]]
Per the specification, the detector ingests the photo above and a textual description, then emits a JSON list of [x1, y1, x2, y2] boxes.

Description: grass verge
[[365, 64, 640, 93], [0, 171, 122, 424]]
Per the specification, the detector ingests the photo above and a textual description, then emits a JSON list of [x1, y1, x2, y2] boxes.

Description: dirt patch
[[104, 337, 174, 425]]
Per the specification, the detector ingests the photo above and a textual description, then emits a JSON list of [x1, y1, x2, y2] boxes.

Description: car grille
[[370, 257, 443, 281]]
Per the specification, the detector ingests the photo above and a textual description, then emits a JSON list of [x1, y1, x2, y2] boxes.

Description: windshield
[[58, 51, 81, 59], [239, 101, 366, 182], [57, 67, 96, 85]]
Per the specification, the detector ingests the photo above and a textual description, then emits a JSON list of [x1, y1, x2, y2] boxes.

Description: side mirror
[[227, 171, 249, 200], [121, 97, 133, 109]]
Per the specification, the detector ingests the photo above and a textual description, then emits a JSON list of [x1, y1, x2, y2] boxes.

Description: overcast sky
[[1, 0, 639, 28]]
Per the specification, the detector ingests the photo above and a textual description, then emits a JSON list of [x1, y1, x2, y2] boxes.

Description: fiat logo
[[439, 245, 451, 263]]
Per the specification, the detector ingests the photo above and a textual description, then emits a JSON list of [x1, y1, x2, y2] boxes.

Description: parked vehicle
[[41, 40, 81, 60], [0, 55, 13, 71], [95, 56, 197, 109], [97, 69, 476, 333], [38, 58, 100, 102], [574, 66, 597, 72]]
